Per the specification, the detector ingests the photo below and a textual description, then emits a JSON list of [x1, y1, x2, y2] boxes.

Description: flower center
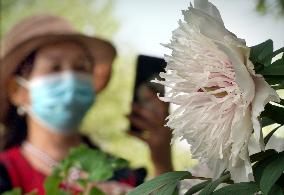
[[201, 86, 228, 98]]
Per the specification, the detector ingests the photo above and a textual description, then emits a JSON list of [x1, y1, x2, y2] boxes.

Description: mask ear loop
[[16, 76, 29, 89], [15, 76, 30, 116]]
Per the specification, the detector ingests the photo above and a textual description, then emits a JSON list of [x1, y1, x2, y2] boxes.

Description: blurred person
[[0, 14, 172, 194]]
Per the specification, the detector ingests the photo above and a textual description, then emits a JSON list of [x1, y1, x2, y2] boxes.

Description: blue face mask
[[18, 71, 95, 134]]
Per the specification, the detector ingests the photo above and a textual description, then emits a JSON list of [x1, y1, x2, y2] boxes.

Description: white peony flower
[[156, 0, 280, 182]]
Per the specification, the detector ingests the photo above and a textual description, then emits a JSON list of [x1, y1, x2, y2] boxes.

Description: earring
[[17, 106, 26, 116]]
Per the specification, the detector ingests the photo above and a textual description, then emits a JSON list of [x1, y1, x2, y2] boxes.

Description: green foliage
[[268, 185, 284, 195], [250, 149, 277, 163], [2, 188, 21, 195], [250, 40, 284, 94], [252, 150, 279, 183], [89, 188, 105, 195], [261, 117, 275, 127], [184, 180, 212, 195], [44, 175, 66, 195], [250, 41, 284, 141], [127, 171, 191, 195], [44, 145, 129, 195], [63, 146, 112, 181], [250, 40, 284, 77], [0, 0, 119, 39], [256, 0, 284, 15], [261, 55, 284, 75], [260, 151, 284, 195], [212, 182, 260, 195], [2, 188, 37, 195], [262, 103, 284, 125], [199, 174, 231, 195], [250, 39, 273, 68]]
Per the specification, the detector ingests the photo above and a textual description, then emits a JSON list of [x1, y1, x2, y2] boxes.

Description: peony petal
[[266, 135, 284, 152], [229, 109, 253, 182], [183, 5, 247, 49], [183, 8, 228, 42], [215, 42, 255, 108], [251, 76, 280, 150], [193, 0, 224, 25]]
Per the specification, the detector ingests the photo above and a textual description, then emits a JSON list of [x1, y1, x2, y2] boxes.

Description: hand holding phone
[[127, 55, 173, 175], [130, 55, 166, 133]]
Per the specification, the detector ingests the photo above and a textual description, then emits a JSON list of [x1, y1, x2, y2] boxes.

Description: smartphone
[[130, 55, 167, 132]]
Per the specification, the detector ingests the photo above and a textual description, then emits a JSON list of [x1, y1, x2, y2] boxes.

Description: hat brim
[[1, 34, 116, 92]]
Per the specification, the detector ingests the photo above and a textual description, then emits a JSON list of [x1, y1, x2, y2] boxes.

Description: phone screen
[[130, 55, 166, 132]]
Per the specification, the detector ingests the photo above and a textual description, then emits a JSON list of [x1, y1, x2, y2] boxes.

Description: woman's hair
[[0, 51, 36, 150]]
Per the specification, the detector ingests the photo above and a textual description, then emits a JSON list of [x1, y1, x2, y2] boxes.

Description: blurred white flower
[[156, 0, 280, 182]]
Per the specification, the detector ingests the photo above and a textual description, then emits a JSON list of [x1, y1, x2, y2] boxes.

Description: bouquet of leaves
[[129, 0, 284, 194]]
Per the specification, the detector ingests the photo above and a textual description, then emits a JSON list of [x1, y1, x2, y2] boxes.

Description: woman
[[0, 14, 172, 194]]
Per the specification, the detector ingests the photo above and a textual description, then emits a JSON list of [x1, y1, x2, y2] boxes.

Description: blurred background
[[1, 0, 284, 177]]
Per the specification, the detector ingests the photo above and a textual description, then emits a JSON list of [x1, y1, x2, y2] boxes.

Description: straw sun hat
[[0, 14, 116, 92]]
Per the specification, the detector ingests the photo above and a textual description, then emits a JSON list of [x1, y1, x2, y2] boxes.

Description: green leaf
[[89, 187, 105, 195], [2, 188, 22, 195], [250, 149, 277, 163], [260, 151, 284, 195], [261, 57, 284, 75], [262, 103, 284, 125], [109, 157, 129, 170], [44, 175, 68, 195], [212, 182, 259, 195], [279, 98, 284, 106], [268, 184, 284, 195], [44, 175, 61, 194], [253, 150, 278, 183], [88, 158, 113, 182], [199, 174, 230, 195], [250, 39, 273, 67], [264, 126, 282, 145], [277, 174, 284, 187], [25, 191, 38, 195], [172, 187, 179, 195], [264, 76, 284, 88], [271, 57, 284, 67], [77, 178, 88, 188], [267, 80, 284, 90], [184, 180, 212, 195], [62, 145, 128, 182], [256, 0, 266, 13], [261, 117, 276, 127], [127, 171, 191, 195], [152, 181, 179, 195]]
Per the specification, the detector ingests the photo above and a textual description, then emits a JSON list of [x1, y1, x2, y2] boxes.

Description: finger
[[128, 114, 156, 133], [141, 86, 168, 108], [133, 96, 169, 121], [127, 130, 148, 142], [132, 104, 155, 119], [132, 104, 163, 126], [140, 85, 158, 98]]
